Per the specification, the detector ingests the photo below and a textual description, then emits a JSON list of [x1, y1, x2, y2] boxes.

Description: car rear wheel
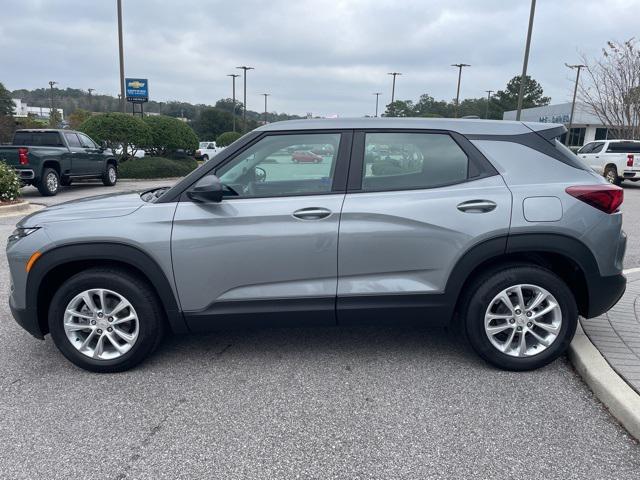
[[48, 268, 165, 372], [102, 164, 117, 186], [604, 165, 622, 186], [202, 155, 209, 162], [462, 265, 577, 371], [37, 168, 60, 196]]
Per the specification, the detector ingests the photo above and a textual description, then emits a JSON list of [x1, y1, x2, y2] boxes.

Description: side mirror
[[187, 175, 224, 203]]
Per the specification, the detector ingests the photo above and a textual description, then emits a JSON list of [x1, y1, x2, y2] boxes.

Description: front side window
[[78, 133, 97, 149], [362, 132, 468, 191], [215, 133, 341, 198], [64, 132, 82, 148], [590, 142, 605, 154]]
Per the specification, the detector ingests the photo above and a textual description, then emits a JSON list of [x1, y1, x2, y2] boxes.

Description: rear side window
[[606, 142, 640, 153], [362, 133, 468, 191], [12, 131, 64, 147], [64, 132, 82, 148]]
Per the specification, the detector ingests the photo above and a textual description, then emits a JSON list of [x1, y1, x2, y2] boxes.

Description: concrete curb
[[569, 323, 640, 441], [0, 200, 32, 216]]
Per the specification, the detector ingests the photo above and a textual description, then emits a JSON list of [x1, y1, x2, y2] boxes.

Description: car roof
[[255, 117, 562, 136]]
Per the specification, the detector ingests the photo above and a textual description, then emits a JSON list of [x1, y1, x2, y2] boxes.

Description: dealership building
[[503, 102, 611, 147]]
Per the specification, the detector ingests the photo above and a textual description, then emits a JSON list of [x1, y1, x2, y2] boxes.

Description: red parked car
[[291, 150, 323, 163]]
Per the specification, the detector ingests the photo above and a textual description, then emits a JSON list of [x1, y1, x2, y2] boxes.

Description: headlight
[[8, 227, 40, 243]]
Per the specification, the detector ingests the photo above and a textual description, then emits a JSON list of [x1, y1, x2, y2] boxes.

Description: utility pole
[[451, 64, 470, 118], [565, 63, 586, 146], [373, 92, 382, 117], [48, 81, 57, 120], [387, 72, 401, 104], [227, 73, 240, 132], [516, 0, 537, 120], [485, 90, 494, 119], [236, 66, 254, 132], [261, 93, 270, 124], [117, 0, 126, 113], [88, 88, 95, 111]]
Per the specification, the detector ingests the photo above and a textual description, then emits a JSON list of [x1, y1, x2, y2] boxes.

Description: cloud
[[1, 0, 639, 116]]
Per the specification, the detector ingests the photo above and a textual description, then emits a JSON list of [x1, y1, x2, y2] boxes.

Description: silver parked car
[[7, 118, 626, 372]]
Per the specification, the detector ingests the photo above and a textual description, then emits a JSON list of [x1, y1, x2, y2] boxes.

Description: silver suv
[[8, 118, 627, 372]]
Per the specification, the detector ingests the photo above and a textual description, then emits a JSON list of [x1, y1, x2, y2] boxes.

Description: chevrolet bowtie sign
[[125, 78, 149, 103]]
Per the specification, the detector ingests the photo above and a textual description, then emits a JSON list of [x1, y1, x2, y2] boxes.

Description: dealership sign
[[125, 78, 149, 103], [538, 114, 570, 124]]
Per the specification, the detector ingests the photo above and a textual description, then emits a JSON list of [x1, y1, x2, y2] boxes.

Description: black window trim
[[346, 128, 498, 193]]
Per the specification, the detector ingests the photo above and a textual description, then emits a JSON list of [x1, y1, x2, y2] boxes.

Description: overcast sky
[[1, 0, 639, 116]]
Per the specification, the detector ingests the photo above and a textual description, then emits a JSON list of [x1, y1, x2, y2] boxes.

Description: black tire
[[102, 163, 117, 186], [37, 167, 60, 196], [48, 268, 165, 373], [462, 265, 578, 371], [604, 165, 622, 186], [61, 177, 72, 187], [202, 155, 209, 162]]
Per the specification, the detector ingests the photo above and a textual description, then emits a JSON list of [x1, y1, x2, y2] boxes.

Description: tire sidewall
[[39, 168, 59, 196], [103, 164, 117, 186], [465, 267, 578, 371], [48, 270, 160, 372]]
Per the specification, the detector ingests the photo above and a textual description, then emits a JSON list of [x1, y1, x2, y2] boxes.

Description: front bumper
[[585, 272, 626, 318], [9, 295, 44, 339]]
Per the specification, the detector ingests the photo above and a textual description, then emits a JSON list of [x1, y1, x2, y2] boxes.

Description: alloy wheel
[[484, 284, 562, 357]]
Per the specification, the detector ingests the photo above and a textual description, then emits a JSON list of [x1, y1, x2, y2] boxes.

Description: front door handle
[[457, 200, 497, 213], [292, 207, 332, 220]]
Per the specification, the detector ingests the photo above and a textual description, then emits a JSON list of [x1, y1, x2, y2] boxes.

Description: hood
[[19, 191, 145, 227]]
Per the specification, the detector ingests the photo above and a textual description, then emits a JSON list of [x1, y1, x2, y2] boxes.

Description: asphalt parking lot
[[0, 179, 639, 479]]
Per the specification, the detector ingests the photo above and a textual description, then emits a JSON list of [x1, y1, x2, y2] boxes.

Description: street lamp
[[485, 90, 494, 119], [451, 64, 470, 118], [565, 63, 586, 146], [261, 93, 270, 124], [373, 92, 382, 117], [516, 0, 537, 120], [88, 88, 95, 111], [48, 81, 57, 119], [387, 72, 402, 104], [227, 73, 240, 132], [236, 66, 254, 132], [117, 0, 125, 113]]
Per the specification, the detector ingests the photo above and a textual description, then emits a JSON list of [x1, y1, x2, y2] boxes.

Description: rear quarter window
[[606, 142, 640, 153], [12, 132, 64, 147]]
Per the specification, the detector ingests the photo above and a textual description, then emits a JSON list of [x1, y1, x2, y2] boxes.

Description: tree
[[216, 131, 242, 147], [192, 108, 234, 140], [0, 82, 14, 116], [79, 113, 152, 160], [413, 94, 452, 117], [579, 39, 640, 139], [48, 108, 62, 128], [493, 75, 550, 113], [143, 115, 199, 156], [67, 108, 92, 129], [383, 100, 415, 117], [215, 98, 244, 115]]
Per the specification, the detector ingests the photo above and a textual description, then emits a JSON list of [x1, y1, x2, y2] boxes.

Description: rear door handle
[[457, 200, 497, 213], [292, 207, 332, 220]]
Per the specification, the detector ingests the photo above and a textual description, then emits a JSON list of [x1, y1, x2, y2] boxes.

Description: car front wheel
[[48, 268, 165, 372], [102, 164, 117, 186], [462, 265, 577, 371]]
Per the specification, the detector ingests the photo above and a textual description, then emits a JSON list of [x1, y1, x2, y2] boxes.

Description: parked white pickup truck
[[578, 139, 640, 185], [195, 141, 222, 161]]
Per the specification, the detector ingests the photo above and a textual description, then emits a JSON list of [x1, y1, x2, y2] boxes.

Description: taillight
[[566, 185, 623, 214], [628, 154, 634, 167], [18, 147, 29, 165]]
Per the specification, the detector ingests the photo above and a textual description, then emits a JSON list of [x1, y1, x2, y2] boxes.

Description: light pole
[[261, 93, 270, 124], [236, 66, 254, 132], [227, 73, 240, 132], [565, 63, 586, 146], [387, 72, 402, 104], [516, 0, 537, 120], [88, 88, 95, 111], [117, 0, 126, 113], [48, 81, 57, 119], [373, 92, 382, 117], [451, 64, 470, 118], [485, 90, 494, 119]]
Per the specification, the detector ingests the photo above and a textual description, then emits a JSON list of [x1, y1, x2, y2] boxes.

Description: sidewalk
[[581, 271, 640, 394]]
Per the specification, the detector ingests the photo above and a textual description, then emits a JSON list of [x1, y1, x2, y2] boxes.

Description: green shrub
[[118, 156, 199, 179], [0, 160, 21, 203], [79, 113, 152, 160], [143, 115, 199, 156], [216, 131, 242, 147]]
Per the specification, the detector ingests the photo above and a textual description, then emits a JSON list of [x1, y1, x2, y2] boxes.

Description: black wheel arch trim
[[26, 242, 187, 335]]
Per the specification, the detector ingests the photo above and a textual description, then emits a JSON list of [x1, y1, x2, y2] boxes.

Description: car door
[[336, 130, 512, 325], [62, 132, 89, 175], [171, 130, 351, 331], [77, 133, 104, 175], [579, 142, 604, 173]]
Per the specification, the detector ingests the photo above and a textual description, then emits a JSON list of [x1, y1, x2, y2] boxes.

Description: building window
[[560, 128, 586, 147], [595, 128, 609, 140]]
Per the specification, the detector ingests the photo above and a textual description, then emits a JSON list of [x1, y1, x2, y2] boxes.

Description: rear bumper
[[585, 272, 626, 318], [13, 169, 35, 180], [9, 295, 44, 339], [623, 170, 640, 179]]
